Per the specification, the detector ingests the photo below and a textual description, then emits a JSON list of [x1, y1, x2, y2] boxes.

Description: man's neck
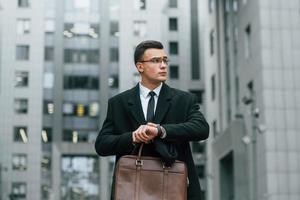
[[140, 81, 162, 91]]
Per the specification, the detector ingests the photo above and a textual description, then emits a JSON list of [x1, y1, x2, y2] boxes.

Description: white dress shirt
[[139, 82, 162, 121]]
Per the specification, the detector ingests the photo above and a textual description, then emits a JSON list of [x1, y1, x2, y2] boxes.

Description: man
[[95, 40, 209, 200]]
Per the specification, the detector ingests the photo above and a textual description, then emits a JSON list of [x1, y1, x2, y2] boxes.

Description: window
[[64, 76, 99, 90], [63, 102, 99, 117], [196, 165, 205, 179], [169, 18, 178, 31], [43, 100, 54, 114], [14, 98, 28, 114], [74, 0, 91, 11], [64, 49, 99, 63], [210, 30, 215, 55], [110, 21, 119, 36], [41, 185, 50, 199], [63, 103, 74, 115], [233, 0, 238, 12], [18, 0, 30, 8], [245, 24, 251, 59], [16, 45, 29, 60], [169, 65, 179, 79], [17, 19, 30, 34], [108, 75, 119, 88], [133, 20, 147, 37], [134, 0, 146, 10], [61, 156, 99, 199], [15, 71, 28, 87], [211, 74, 216, 100], [14, 126, 28, 143], [212, 120, 218, 137], [63, 130, 88, 143], [169, 0, 177, 8], [45, 47, 54, 61], [42, 128, 52, 143], [41, 155, 51, 170], [110, 48, 119, 62], [11, 182, 27, 198], [43, 73, 54, 89], [209, 0, 214, 13], [89, 102, 99, 117], [189, 90, 203, 104], [12, 154, 27, 170], [169, 42, 178, 55], [192, 142, 205, 153], [45, 19, 55, 33]]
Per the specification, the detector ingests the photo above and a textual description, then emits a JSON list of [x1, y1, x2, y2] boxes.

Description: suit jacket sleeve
[[162, 94, 209, 142], [94, 99, 133, 157]]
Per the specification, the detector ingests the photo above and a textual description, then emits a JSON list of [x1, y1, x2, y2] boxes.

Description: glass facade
[[61, 156, 99, 200]]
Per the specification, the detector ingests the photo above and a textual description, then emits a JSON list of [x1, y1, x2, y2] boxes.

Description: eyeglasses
[[139, 57, 170, 65]]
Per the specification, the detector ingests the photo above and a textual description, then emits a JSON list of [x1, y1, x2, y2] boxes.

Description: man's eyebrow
[[150, 56, 168, 59]]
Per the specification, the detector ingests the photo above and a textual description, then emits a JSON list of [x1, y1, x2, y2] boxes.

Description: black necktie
[[147, 91, 156, 122]]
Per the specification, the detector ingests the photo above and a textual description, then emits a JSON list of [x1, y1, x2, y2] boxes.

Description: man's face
[[136, 48, 168, 85]]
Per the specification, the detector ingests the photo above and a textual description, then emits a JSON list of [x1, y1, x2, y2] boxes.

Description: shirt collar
[[139, 82, 162, 98]]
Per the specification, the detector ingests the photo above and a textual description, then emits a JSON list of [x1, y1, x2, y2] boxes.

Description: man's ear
[[136, 63, 144, 73]]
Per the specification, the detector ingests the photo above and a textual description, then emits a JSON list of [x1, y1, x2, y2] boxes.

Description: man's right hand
[[132, 124, 159, 143]]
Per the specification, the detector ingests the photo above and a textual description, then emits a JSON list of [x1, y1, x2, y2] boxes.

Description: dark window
[[135, 0, 146, 10], [13, 126, 28, 143], [110, 21, 119, 36], [108, 75, 119, 88], [11, 182, 27, 198], [45, 47, 54, 61], [15, 71, 28, 87], [189, 90, 203, 104], [63, 76, 99, 90], [63, 130, 89, 143], [213, 120, 218, 137], [245, 24, 251, 58], [14, 98, 28, 114], [209, 0, 214, 13], [169, 65, 179, 79], [169, 18, 178, 31], [210, 30, 215, 55], [110, 48, 119, 62], [196, 165, 205, 179], [16, 45, 29, 60], [42, 128, 52, 143], [12, 154, 27, 171], [18, 0, 30, 7], [43, 101, 54, 114], [41, 185, 50, 199], [169, 42, 178, 55], [192, 142, 205, 153], [211, 74, 216, 100], [64, 49, 99, 63], [41, 155, 51, 170], [169, 0, 177, 8]]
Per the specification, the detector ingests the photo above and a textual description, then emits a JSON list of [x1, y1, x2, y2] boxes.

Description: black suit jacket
[[95, 83, 209, 200]]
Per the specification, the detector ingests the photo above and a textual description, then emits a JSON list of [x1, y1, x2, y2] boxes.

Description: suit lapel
[[153, 83, 172, 124], [128, 84, 146, 125]]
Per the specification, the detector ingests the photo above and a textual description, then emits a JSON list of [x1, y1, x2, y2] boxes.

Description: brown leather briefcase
[[114, 144, 188, 200]]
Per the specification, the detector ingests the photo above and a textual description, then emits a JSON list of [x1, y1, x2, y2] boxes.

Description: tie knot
[[148, 91, 156, 97]]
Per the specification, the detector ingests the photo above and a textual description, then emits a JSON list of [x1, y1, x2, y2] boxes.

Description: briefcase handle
[[135, 144, 170, 169]]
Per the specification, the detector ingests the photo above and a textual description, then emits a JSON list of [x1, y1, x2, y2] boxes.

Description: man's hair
[[134, 40, 164, 64]]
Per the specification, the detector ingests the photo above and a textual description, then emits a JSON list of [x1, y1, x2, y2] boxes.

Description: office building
[[201, 0, 300, 200], [0, 0, 44, 199]]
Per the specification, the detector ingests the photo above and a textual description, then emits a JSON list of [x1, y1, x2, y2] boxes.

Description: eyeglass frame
[[138, 57, 170, 65]]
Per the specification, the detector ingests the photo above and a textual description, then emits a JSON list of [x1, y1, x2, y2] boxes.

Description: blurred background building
[[0, 0, 299, 200]]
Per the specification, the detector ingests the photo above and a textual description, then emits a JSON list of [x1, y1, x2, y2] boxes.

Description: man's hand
[[132, 124, 158, 143]]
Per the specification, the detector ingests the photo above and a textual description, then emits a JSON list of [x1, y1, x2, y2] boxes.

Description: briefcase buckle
[[135, 159, 143, 166]]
